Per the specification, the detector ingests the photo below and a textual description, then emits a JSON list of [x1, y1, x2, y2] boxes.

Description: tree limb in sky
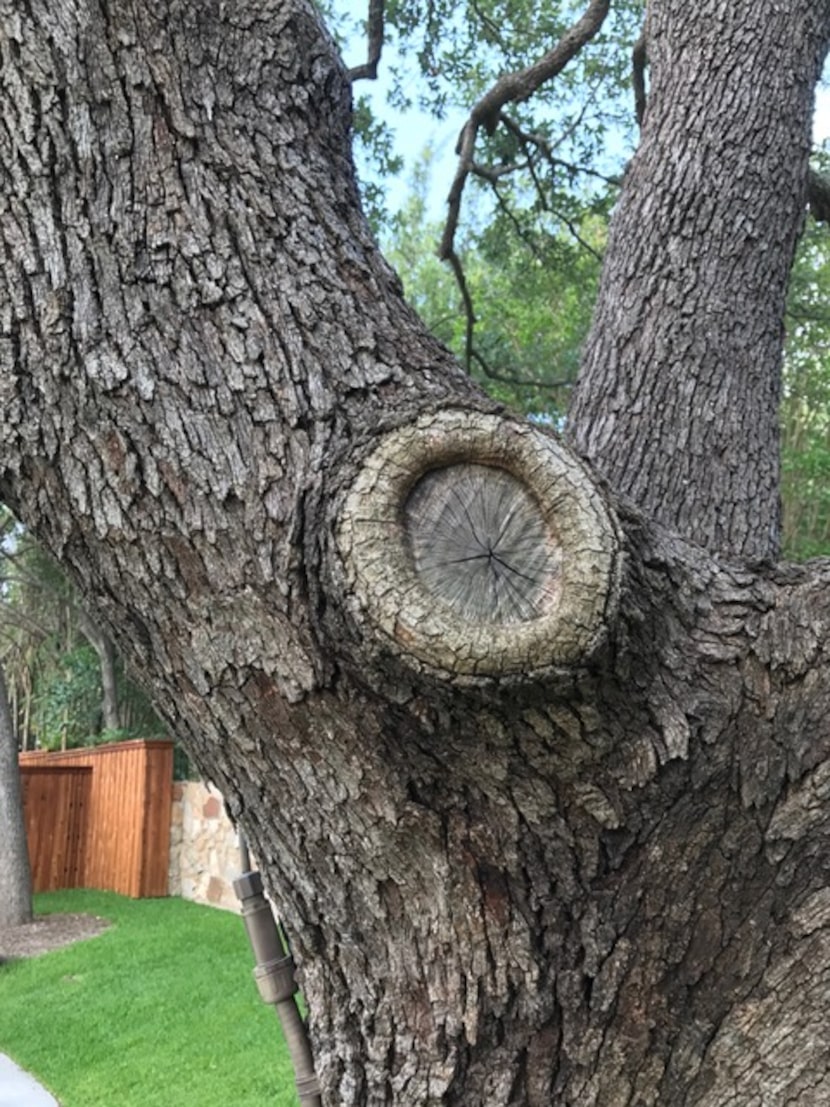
[[438, 0, 611, 374], [498, 113, 622, 190], [347, 0, 385, 82], [471, 349, 576, 392], [439, 0, 610, 262]]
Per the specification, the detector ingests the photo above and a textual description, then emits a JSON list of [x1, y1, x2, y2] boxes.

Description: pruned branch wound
[[336, 410, 621, 684]]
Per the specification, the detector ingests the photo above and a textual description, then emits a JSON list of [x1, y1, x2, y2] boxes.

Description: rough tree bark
[[0, 662, 33, 928], [1, 0, 830, 1104], [568, 0, 823, 561]]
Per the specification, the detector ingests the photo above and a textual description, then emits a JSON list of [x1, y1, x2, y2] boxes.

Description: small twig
[[470, 0, 508, 49], [548, 87, 597, 153], [785, 303, 830, 325], [470, 159, 528, 183], [499, 113, 621, 186], [632, 29, 647, 126], [440, 120, 478, 263], [494, 118, 606, 261], [488, 187, 548, 263], [523, 140, 552, 209], [347, 0, 385, 82], [471, 349, 576, 392], [444, 248, 476, 371]]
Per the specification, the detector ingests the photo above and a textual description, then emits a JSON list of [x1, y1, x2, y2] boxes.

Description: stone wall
[[168, 781, 244, 912]]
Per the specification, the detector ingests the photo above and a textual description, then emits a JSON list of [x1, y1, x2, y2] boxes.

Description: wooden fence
[[19, 739, 174, 898], [21, 765, 91, 892]]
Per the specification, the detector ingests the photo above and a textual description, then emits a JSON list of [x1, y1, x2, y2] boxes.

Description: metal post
[[234, 845, 322, 1107]]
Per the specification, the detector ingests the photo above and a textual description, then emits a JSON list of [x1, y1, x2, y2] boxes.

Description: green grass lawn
[[0, 890, 299, 1106]]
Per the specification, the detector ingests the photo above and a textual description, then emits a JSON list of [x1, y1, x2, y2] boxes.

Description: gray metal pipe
[[234, 842, 322, 1107]]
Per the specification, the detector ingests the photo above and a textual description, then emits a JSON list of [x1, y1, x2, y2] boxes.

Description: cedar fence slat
[[19, 739, 174, 898]]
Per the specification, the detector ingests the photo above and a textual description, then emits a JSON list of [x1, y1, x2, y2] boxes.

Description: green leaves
[[340, 0, 830, 556], [383, 151, 606, 414], [0, 521, 164, 749], [782, 215, 830, 559]]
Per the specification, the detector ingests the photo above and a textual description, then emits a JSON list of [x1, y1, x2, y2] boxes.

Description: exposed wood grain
[[405, 464, 560, 624], [336, 410, 621, 680]]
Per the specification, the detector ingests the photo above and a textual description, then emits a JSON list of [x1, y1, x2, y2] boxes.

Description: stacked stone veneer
[[168, 781, 245, 912]]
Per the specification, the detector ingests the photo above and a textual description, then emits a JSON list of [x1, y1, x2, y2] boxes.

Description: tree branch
[[491, 119, 607, 262], [471, 350, 575, 392], [486, 183, 548, 263], [469, 0, 509, 50], [470, 159, 528, 184], [444, 247, 476, 372], [439, 0, 610, 264], [469, 0, 610, 135], [347, 0, 385, 82], [499, 113, 622, 186], [437, 0, 610, 377], [807, 168, 830, 224]]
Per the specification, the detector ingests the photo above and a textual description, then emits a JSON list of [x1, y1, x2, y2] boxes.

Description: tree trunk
[[1, 0, 830, 1104], [0, 663, 33, 928], [569, 1, 827, 561], [21, 667, 33, 752], [76, 607, 121, 733]]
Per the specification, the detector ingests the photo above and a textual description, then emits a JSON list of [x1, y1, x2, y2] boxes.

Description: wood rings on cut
[[336, 410, 621, 681]]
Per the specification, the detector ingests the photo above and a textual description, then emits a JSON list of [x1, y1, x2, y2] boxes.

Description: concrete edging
[[0, 1054, 59, 1107]]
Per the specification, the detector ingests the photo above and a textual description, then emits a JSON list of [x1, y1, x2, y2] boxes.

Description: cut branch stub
[[406, 463, 561, 624], [336, 411, 621, 682]]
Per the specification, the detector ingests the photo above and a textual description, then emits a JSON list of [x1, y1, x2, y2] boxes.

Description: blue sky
[[362, 97, 463, 219], [815, 87, 830, 144]]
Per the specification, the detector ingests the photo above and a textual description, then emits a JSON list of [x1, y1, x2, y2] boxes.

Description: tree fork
[[2, 0, 830, 1104]]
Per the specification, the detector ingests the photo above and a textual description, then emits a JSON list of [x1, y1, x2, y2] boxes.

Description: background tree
[[0, 511, 32, 928], [0, 517, 164, 750], [1, 1, 830, 1105], [782, 214, 830, 558], [0, 659, 32, 929]]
